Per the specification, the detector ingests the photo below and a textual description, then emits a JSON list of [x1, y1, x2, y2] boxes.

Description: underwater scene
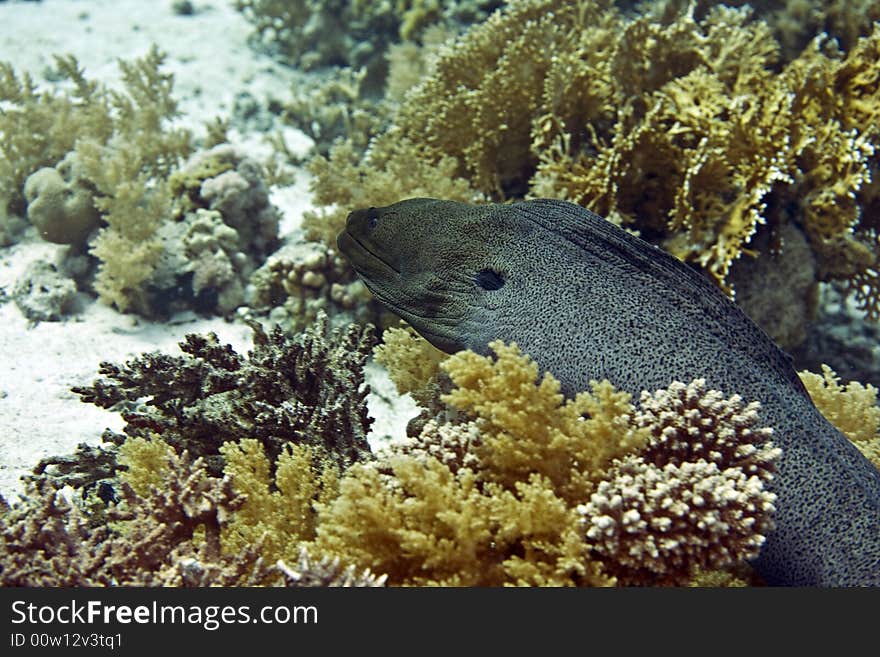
[[0, 0, 878, 587]]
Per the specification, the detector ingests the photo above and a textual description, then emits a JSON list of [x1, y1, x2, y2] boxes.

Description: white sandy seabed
[[0, 0, 416, 497]]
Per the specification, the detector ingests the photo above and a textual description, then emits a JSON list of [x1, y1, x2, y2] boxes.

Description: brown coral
[[0, 448, 270, 587]]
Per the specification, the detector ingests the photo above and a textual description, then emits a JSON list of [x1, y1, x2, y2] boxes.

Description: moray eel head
[[337, 198, 524, 354]]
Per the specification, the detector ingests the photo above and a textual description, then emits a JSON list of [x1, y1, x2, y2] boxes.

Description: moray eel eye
[[366, 207, 379, 231], [475, 268, 505, 291]]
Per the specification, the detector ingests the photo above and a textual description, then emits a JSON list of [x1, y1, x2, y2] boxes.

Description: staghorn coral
[[799, 365, 880, 468], [72, 314, 375, 475], [581, 378, 781, 586], [0, 448, 271, 587]]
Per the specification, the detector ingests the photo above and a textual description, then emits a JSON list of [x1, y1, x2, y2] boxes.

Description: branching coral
[[580, 379, 780, 586], [1, 439, 385, 587], [799, 365, 880, 468], [276, 548, 387, 587], [6, 334, 786, 587], [0, 448, 267, 587], [72, 315, 376, 474]]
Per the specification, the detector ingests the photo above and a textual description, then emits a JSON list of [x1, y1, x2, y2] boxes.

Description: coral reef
[[306, 0, 880, 340], [650, 0, 880, 61], [372, 324, 449, 405], [799, 365, 880, 469], [0, 450, 262, 587], [12, 260, 78, 322], [282, 67, 392, 157], [277, 547, 387, 587], [220, 439, 339, 569], [303, 134, 477, 245], [23, 155, 100, 245], [248, 238, 377, 332], [125, 143, 281, 317], [0, 53, 114, 221], [0, 443, 381, 587], [234, 0, 503, 82], [2, 50, 283, 319], [2, 331, 790, 586], [311, 341, 778, 586], [1, 48, 191, 310], [72, 315, 376, 475], [793, 283, 880, 388]]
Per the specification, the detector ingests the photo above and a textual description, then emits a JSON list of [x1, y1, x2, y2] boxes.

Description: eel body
[[337, 197, 880, 586]]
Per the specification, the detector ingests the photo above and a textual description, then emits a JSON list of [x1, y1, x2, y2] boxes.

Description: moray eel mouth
[[337, 229, 400, 280], [337, 227, 466, 353]]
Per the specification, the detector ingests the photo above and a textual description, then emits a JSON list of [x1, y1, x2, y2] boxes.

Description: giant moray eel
[[337, 197, 880, 586]]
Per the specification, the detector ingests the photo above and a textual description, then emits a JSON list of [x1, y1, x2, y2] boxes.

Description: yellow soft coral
[[373, 324, 449, 404], [441, 340, 648, 501], [220, 439, 339, 567], [311, 1, 880, 320], [303, 134, 476, 246], [799, 365, 880, 468], [117, 435, 176, 496], [312, 455, 610, 586]]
